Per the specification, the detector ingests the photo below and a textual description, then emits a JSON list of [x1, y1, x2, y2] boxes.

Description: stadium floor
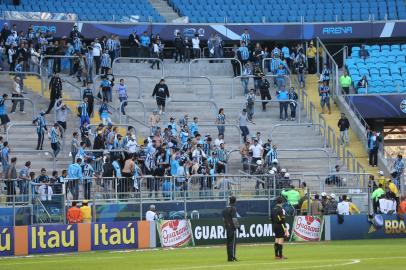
[[1, 239, 405, 270]]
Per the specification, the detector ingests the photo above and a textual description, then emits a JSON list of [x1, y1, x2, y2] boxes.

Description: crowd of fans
[[0, 25, 404, 219]]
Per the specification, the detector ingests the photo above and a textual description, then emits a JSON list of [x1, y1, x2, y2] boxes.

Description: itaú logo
[[322, 26, 353, 35]]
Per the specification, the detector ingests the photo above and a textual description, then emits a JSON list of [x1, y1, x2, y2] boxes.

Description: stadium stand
[[168, 0, 406, 23], [0, 0, 165, 22], [346, 44, 406, 94]]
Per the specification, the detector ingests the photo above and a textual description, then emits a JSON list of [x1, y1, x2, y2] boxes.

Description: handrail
[[63, 77, 84, 98], [39, 55, 82, 96], [163, 99, 219, 123], [8, 96, 36, 117], [269, 123, 326, 148], [199, 123, 243, 144], [316, 37, 339, 98], [227, 147, 333, 172], [240, 99, 301, 123], [1, 70, 44, 96], [10, 149, 56, 170], [112, 57, 165, 77], [231, 74, 292, 99], [201, 47, 234, 58], [162, 76, 214, 99], [119, 99, 147, 125], [64, 77, 121, 121], [6, 123, 65, 153], [188, 58, 242, 78]]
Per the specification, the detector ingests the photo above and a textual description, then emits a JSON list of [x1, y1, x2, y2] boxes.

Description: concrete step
[[147, 0, 180, 22]]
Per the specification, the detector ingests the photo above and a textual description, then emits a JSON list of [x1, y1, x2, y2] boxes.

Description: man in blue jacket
[[67, 158, 83, 200]]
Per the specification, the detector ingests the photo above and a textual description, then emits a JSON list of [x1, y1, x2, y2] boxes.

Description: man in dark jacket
[[45, 73, 63, 114], [174, 32, 184, 63], [337, 113, 350, 145], [82, 82, 94, 117], [222, 196, 240, 262], [152, 79, 170, 114], [259, 75, 272, 111], [128, 30, 140, 58]]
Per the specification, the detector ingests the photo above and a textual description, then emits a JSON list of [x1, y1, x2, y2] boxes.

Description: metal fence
[[112, 57, 165, 77]]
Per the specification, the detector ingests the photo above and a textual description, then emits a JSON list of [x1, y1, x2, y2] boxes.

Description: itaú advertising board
[[0, 221, 156, 256]]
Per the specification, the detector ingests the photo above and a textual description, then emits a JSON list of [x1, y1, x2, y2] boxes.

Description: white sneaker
[[10, 111, 15, 114], [20, 111, 26, 114]]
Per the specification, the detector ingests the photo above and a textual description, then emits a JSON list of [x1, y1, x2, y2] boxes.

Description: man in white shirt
[[192, 33, 200, 58], [192, 144, 207, 164], [10, 76, 25, 114], [38, 180, 53, 201], [379, 194, 397, 214], [337, 195, 350, 215], [249, 139, 263, 164], [145, 204, 159, 221], [214, 134, 224, 148], [92, 38, 102, 75], [126, 135, 138, 154]]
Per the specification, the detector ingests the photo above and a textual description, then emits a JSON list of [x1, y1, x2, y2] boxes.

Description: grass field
[[1, 239, 405, 270]]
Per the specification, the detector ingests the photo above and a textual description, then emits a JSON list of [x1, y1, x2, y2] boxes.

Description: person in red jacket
[[67, 201, 83, 224]]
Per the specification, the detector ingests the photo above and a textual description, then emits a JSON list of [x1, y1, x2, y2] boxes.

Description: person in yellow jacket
[[80, 200, 92, 223], [306, 41, 317, 74], [387, 179, 400, 198], [347, 197, 360, 214], [300, 197, 312, 215]]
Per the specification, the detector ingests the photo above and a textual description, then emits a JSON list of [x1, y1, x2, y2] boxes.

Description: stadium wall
[[0, 215, 405, 256], [2, 19, 406, 40]]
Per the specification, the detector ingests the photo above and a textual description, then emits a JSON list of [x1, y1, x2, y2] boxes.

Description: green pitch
[[1, 239, 405, 270]]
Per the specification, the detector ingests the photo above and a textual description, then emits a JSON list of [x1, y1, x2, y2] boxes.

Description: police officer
[[271, 197, 289, 259], [222, 196, 240, 262]]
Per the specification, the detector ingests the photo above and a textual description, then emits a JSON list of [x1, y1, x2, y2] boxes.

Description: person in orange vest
[[398, 195, 406, 215], [80, 200, 92, 223], [67, 201, 83, 224]]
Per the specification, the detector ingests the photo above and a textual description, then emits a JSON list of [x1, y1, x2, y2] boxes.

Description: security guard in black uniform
[[222, 196, 240, 262], [271, 197, 289, 259]]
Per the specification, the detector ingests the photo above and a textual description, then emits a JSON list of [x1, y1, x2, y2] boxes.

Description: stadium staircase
[[1, 74, 72, 173], [61, 59, 344, 193], [305, 74, 375, 177], [149, 0, 180, 22]]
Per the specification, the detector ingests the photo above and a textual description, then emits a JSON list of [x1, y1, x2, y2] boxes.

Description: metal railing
[[119, 99, 147, 125], [163, 99, 219, 123], [6, 123, 65, 154], [227, 147, 333, 172], [162, 76, 215, 99], [270, 123, 327, 148], [188, 58, 242, 78], [9, 96, 36, 117], [316, 37, 340, 98], [112, 57, 165, 77], [240, 99, 302, 123], [0, 70, 44, 96], [231, 74, 292, 99], [39, 55, 82, 96], [300, 87, 366, 174]]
